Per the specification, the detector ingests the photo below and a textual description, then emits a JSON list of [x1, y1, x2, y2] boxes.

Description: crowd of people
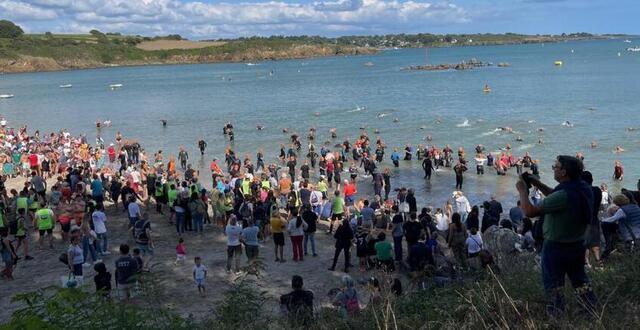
[[1, 117, 639, 323]]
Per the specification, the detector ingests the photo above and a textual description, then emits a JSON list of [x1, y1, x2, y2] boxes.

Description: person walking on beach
[[516, 155, 597, 316], [193, 256, 207, 297], [225, 215, 243, 274], [287, 208, 307, 262], [329, 218, 354, 273]]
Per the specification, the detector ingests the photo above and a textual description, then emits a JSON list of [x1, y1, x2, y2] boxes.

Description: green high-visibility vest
[[36, 208, 53, 230]]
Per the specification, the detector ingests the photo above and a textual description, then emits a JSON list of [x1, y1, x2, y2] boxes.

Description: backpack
[[240, 202, 252, 219], [344, 290, 360, 313], [134, 220, 149, 244]]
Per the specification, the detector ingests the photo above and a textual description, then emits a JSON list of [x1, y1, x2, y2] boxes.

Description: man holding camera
[[515, 155, 597, 317]]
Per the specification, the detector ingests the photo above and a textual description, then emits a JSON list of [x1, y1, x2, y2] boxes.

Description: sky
[[0, 0, 637, 39]]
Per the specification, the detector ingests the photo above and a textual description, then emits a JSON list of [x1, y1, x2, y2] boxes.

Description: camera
[[521, 172, 534, 189]]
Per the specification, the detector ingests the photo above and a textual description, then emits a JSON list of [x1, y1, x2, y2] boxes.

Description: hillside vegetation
[[0, 19, 618, 74]]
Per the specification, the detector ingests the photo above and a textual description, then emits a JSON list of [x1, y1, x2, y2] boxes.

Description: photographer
[[515, 155, 597, 316]]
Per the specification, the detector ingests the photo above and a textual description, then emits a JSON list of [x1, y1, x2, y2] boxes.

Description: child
[[192, 256, 207, 297], [132, 248, 144, 274], [175, 238, 186, 265], [1, 235, 17, 280], [93, 262, 112, 298]]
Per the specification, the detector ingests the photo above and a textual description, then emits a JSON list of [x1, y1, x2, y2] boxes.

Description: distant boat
[[246, 63, 257, 66], [623, 39, 632, 43], [59, 84, 72, 88], [364, 62, 374, 67], [554, 60, 563, 66], [0, 94, 14, 99], [627, 47, 640, 52], [483, 84, 492, 93], [109, 84, 123, 89]]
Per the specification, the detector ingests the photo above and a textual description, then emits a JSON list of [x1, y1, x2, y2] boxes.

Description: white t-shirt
[[225, 224, 243, 246], [435, 213, 449, 231], [193, 264, 207, 280], [92, 210, 107, 234], [466, 233, 483, 254]]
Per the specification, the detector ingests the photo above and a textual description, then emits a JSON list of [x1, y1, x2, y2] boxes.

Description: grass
[[4, 250, 640, 330]]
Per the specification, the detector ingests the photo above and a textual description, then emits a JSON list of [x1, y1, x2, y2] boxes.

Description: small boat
[[109, 84, 123, 89], [554, 60, 563, 66], [0, 94, 14, 99], [59, 84, 72, 88], [627, 47, 640, 52], [246, 63, 257, 66], [364, 61, 374, 67], [624, 39, 632, 43], [483, 87, 491, 93]]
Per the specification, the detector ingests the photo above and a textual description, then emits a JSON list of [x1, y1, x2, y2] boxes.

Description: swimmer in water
[[329, 128, 337, 139], [425, 135, 432, 142], [160, 119, 167, 127], [591, 140, 597, 148], [373, 128, 380, 134], [615, 146, 625, 153], [314, 112, 320, 117], [627, 127, 636, 132], [256, 125, 265, 130], [393, 118, 399, 123], [282, 128, 288, 133], [538, 138, 544, 144], [516, 136, 523, 142]]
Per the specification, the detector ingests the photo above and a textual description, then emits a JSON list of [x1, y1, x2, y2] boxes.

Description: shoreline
[[0, 36, 617, 75], [0, 46, 376, 75]]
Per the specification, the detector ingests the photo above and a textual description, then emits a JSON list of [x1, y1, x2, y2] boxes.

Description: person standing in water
[[422, 156, 434, 180], [197, 138, 207, 156], [178, 147, 188, 171], [454, 161, 467, 190]]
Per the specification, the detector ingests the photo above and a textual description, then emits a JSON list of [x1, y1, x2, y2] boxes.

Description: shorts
[[129, 217, 139, 226], [273, 233, 285, 246], [137, 244, 154, 256], [72, 263, 83, 276], [332, 213, 343, 221], [60, 222, 71, 233], [195, 278, 205, 287], [39, 228, 53, 236], [245, 245, 259, 259], [117, 283, 134, 300]]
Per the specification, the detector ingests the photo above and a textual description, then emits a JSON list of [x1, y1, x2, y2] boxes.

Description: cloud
[[314, 0, 364, 12], [4, 0, 470, 38], [0, 0, 57, 20]]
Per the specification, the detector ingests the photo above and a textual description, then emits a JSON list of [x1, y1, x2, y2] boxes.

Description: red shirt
[[344, 183, 356, 197], [28, 154, 39, 167]]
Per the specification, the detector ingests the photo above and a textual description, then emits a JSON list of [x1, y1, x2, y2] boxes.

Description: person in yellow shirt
[[35, 206, 56, 249], [270, 210, 288, 262]]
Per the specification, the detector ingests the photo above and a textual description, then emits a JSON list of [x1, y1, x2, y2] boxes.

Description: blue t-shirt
[[242, 226, 260, 246], [91, 179, 104, 197]]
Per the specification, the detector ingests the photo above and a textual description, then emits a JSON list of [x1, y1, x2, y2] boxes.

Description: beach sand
[[0, 176, 387, 321]]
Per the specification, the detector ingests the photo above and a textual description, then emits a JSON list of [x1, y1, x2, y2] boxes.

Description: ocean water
[[1, 38, 639, 208]]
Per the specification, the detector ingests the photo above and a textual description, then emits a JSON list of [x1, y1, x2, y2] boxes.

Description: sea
[[1, 38, 639, 209]]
